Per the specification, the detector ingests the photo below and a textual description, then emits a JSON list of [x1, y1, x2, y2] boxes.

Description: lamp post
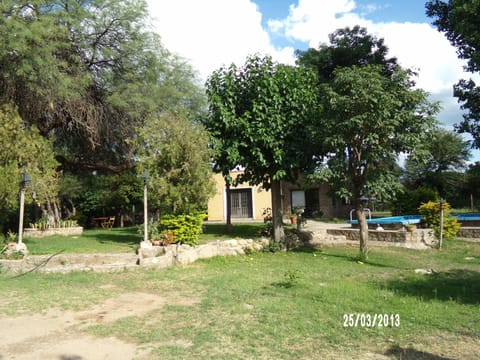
[[17, 168, 32, 247], [141, 169, 150, 247]]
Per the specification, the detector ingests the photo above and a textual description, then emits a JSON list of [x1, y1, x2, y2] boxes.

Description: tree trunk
[[225, 179, 233, 233], [356, 203, 369, 260], [53, 199, 61, 227], [271, 179, 284, 242]]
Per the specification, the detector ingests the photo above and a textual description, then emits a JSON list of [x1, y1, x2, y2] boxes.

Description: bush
[[391, 187, 438, 215], [418, 201, 460, 239], [158, 213, 206, 246]]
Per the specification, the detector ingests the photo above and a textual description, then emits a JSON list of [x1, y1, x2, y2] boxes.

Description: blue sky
[[147, 0, 480, 161]]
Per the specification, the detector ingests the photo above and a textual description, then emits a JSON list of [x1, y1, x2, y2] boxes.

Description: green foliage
[[138, 111, 214, 214], [296, 26, 399, 82], [391, 187, 438, 215], [298, 27, 439, 257], [418, 201, 460, 239], [0, 0, 205, 173], [426, 0, 480, 147], [403, 128, 471, 197], [263, 238, 285, 253], [158, 213, 207, 246], [205, 55, 320, 241], [205, 55, 320, 188], [0, 105, 59, 230]]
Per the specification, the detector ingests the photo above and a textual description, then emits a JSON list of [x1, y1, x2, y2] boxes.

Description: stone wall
[[321, 228, 437, 248], [458, 227, 480, 239], [0, 239, 268, 274], [23, 227, 84, 238], [138, 239, 267, 268]]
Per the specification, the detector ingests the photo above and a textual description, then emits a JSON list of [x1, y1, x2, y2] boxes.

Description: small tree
[[419, 201, 460, 240], [0, 105, 58, 231], [205, 55, 320, 242], [138, 111, 215, 215]]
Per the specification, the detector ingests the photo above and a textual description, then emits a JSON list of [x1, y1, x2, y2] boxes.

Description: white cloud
[[146, 0, 295, 80], [268, 0, 358, 46], [266, 0, 471, 95], [146, 0, 480, 160]]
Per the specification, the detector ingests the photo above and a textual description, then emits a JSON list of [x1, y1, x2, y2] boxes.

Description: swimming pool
[[349, 215, 422, 226], [454, 213, 480, 221]]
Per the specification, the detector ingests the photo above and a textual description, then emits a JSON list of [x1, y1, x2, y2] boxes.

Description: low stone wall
[[0, 239, 268, 274], [458, 227, 480, 239], [23, 227, 84, 238], [327, 229, 436, 245], [0, 253, 139, 274], [138, 239, 268, 268], [306, 227, 437, 249]]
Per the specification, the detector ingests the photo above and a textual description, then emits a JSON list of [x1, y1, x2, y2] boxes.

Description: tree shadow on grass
[[385, 345, 455, 360], [81, 227, 140, 246], [202, 223, 263, 239], [292, 246, 393, 268], [385, 269, 480, 304]]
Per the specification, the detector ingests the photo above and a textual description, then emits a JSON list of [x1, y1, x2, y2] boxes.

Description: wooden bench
[[94, 216, 115, 229]]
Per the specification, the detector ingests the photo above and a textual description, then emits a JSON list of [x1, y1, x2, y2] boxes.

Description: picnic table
[[93, 216, 115, 229]]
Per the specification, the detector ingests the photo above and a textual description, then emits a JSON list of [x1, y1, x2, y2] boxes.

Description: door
[[230, 188, 253, 218]]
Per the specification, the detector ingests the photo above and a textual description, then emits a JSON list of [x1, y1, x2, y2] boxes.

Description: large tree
[[403, 127, 471, 197], [0, 0, 206, 227], [296, 25, 398, 83], [205, 55, 320, 241], [297, 27, 437, 258], [426, 0, 480, 146], [315, 65, 438, 259], [0, 0, 204, 172]]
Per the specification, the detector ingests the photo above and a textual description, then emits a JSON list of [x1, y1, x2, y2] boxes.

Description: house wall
[[208, 172, 351, 221], [281, 181, 351, 219], [207, 172, 271, 221]]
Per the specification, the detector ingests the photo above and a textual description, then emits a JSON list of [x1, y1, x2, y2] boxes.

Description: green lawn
[[1, 237, 479, 358], [23, 226, 142, 254], [22, 223, 270, 254]]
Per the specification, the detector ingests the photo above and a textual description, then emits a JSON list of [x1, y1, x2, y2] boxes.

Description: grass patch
[[21, 223, 268, 254], [1, 239, 479, 358], [23, 227, 141, 254]]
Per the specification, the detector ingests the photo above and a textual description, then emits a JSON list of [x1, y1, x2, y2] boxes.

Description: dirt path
[[0, 292, 166, 360]]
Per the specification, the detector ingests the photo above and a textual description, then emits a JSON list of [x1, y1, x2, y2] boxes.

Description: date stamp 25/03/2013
[[343, 313, 400, 328]]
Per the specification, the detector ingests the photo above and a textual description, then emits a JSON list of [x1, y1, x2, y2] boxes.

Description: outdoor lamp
[[21, 168, 32, 189], [142, 169, 149, 186]]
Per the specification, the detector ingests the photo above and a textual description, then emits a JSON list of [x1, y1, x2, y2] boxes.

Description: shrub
[[418, 201, 460, 239], [158, 213, 206, 246], [391, 187, 438, 215]]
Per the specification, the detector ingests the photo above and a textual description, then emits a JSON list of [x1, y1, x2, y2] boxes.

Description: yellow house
[[207, 171, 350, 221], [208, 171, 271, 221]]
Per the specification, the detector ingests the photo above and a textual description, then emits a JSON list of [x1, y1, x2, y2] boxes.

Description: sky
[[146, 0, 480, 161]]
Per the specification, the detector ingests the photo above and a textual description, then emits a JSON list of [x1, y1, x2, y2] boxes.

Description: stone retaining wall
[[138, 239, 268, 268], [0, 239, 268, 274], [23, 227, 84, 238], [458, 227, 480, 239], [327, 228, 434, 243]]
